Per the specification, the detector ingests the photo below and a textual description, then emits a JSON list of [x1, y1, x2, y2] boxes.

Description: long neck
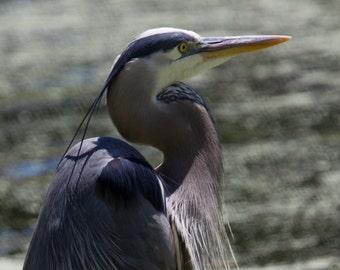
[[156, 109, 222, 196], [107, 59, 230, 269]]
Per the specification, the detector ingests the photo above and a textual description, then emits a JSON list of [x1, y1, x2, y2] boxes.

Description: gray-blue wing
[[23, 137, 176, 270]]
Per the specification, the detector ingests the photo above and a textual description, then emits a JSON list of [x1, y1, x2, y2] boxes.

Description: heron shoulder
[[24, 137, 175, 269], [58, 137, 164, 211], [94, 149, 164, 212]]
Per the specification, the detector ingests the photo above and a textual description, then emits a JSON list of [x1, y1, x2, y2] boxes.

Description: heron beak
[[198, 35, 291, 60]]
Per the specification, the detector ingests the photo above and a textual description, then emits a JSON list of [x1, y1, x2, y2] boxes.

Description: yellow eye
[[178, 42, 188, 53]]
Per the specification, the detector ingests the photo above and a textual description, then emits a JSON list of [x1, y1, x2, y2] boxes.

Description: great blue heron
[[23, 28, 290, 270]]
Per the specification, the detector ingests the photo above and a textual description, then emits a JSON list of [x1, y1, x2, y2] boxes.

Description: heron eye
[[178, 42, 188, 53]]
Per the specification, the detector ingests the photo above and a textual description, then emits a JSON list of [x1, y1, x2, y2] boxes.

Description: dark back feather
[[24, 137, 175, 270]]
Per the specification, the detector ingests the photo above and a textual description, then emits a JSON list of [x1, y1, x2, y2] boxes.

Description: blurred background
[[0, 0, 339, 269]]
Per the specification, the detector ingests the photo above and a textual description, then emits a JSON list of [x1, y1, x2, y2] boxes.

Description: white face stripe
[[151, 50, 231, 92], [162, 46, 182, 61], [137, 27, 201, 41]]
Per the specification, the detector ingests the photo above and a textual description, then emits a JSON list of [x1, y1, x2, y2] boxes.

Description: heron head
[[107, 27, 290, 91]]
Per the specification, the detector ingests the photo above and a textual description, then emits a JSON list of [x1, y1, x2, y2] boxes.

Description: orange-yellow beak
[[198, 35, 291, 60]]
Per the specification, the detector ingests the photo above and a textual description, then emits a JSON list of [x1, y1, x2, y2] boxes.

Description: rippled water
[[1, 0, 339, 268]]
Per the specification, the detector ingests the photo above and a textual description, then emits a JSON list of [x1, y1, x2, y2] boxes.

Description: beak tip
[[256, 35, 292, 48], [279, 35, 292, 42]]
